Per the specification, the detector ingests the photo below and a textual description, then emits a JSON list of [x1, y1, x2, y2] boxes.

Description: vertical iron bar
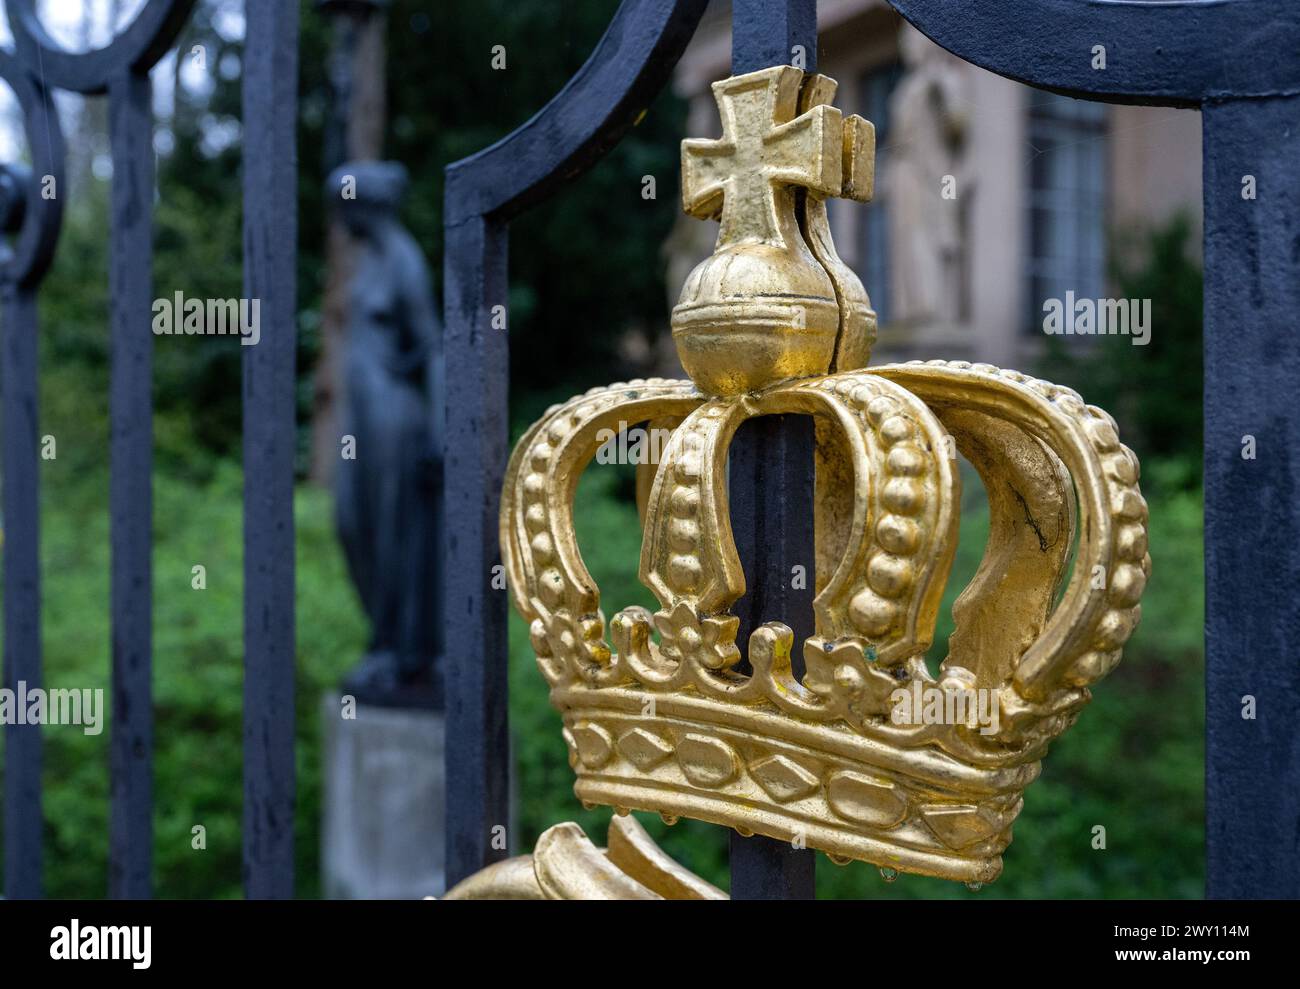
[[1, 287, 42, 900], [732, 0, 818, 76], [729, 416, 818, 899], [106, 69, 155, 901], [241, 0, 299, 900], [437, 0, 709, 889], [727, 0, 819, 901], [443, 212, 511, 888], [1202, 94, 1300, 899]]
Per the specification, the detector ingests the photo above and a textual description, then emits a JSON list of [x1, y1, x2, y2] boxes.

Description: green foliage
[[378, 0, 686, 393], [1039, 213, 1204, 491], [0, 465, 365, 898]]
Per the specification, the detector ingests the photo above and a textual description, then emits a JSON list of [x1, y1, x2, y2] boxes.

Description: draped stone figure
[[329, 161, 445, 708], [885, 26, 971, 328]]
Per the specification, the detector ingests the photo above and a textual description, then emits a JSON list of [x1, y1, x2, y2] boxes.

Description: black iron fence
[[1, 0, 1295, 900], [0, 0, 299, 900], [440, 0, 1300, 899]]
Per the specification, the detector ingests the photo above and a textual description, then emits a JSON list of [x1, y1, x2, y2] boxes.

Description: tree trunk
[[310, 9, 388, 486]]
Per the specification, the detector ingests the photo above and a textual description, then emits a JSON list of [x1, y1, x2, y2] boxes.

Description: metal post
[[242, 0, 300, 900], [727, 0, 819, 902], [107, 67, 156, 900], [442, 212, 511, 886], [2, 286, 43, 900], [1202, 94, 1300, 898]]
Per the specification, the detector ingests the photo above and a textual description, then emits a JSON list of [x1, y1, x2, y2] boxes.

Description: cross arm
[[765, 108, 843, 198], [681, 138, 731, 219]]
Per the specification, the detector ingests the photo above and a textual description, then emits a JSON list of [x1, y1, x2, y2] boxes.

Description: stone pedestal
[[322, 694, 446, 899]]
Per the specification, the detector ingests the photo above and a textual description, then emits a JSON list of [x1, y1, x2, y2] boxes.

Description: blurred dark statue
[[329, 161, 445, 709]]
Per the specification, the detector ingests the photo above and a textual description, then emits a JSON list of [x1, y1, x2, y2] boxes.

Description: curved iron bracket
[[0, 51, 65, 289], [888, 0, 1300, 107], [445, 0, 709, 224], [8, 0, 197, 95]]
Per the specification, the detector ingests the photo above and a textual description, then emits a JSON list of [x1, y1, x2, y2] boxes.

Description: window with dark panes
[[1024, 94, 1108, 334]]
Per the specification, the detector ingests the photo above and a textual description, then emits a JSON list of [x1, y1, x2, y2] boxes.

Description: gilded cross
[[681, 66, 843, 248]]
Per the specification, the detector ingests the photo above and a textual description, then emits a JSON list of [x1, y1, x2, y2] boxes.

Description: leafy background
[[0, 0, 1202, 898]]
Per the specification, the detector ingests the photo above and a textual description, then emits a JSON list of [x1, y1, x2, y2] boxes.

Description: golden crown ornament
[[446, 66, 1150, 899]]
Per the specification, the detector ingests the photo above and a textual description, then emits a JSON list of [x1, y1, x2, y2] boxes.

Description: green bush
[[1040, 213, 1204, 490], [0, 464, 365, 898]]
